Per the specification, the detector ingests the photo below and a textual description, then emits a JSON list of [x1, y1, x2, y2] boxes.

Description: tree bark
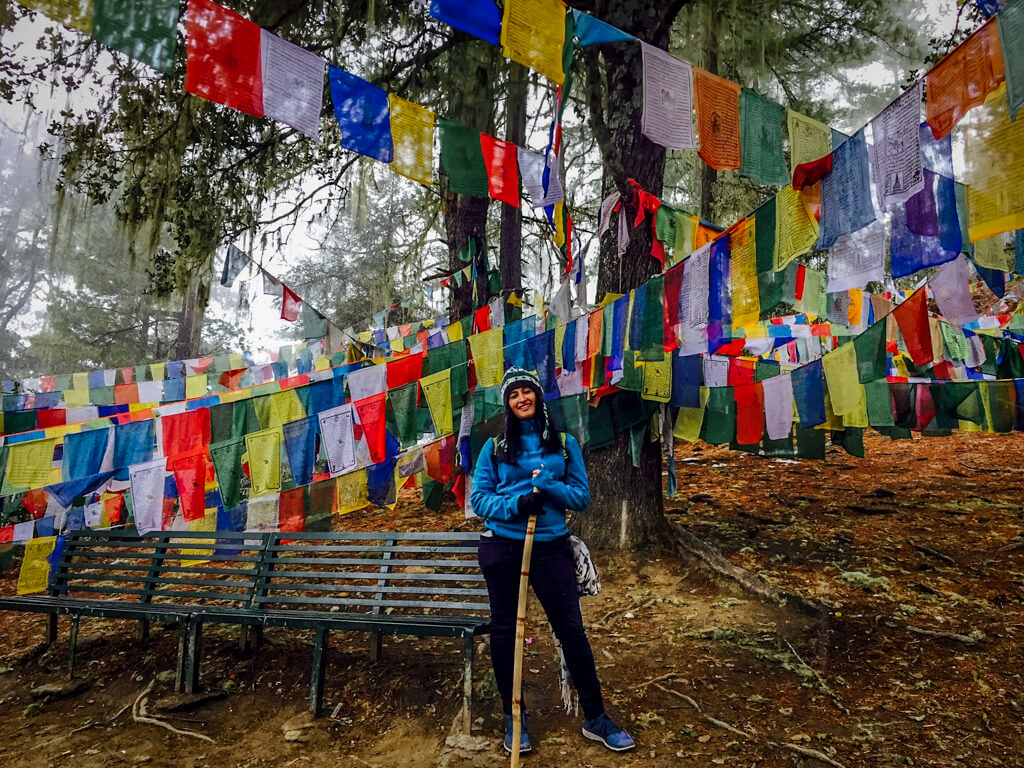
[[572, 1, 689, 551], [174, 268, 210, 360], [499, 62, 527, 311]]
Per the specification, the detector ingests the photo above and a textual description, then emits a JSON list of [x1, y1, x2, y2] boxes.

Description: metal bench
[[184, 531, 490, 732], [0, 529, 266, 690]]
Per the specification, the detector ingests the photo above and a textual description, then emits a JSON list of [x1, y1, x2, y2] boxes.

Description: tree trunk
[[174, 268, 210, 360], [499, 62, 527, 310], [700, 6, 720, 223], [572, 0, 691, 551]]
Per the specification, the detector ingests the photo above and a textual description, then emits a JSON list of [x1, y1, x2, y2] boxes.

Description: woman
[[470, 366, 635, 755]]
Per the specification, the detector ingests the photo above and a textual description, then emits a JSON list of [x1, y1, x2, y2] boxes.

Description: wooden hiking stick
[[510, 511, 538, 768]]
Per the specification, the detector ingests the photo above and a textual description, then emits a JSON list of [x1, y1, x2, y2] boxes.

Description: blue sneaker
[[582, 713, 636, 752], [503, 713, 531, 755]]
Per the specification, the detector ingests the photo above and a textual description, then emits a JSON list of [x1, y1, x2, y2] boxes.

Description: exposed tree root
[[653, 683, 752, 738], [768, 741, 849, 768], [132, 680, 215, 743], [905, 625, 981, 646]]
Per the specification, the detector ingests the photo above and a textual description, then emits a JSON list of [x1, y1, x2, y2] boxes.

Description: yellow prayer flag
[[554, 323, 566, 368], [674, 387, 710, 442], [244, 427, 283, 497], [20, 0, 92, 31], [822, 342, 866, 421], [447, 321, 464, 342], [337, 469, 369, 516], [507, 292, 523, 308], [963, 84, 1024, 241], [314, 356, 330, 371], [847, 289, 864, 327], [64, 387, 90, 408], [246, 494, 280, 532], [729, 218, 759, 328], [388, 94, 435, 186], [185, 374, 207, 400], [641, 359, 672, 403], [672, 211, 698, 265], [6, 438, 57, 489], [229, 354, 244, 369], [420, 369, 453, 437], [787, 109, 831, 174], [150, 362, 166, 381], [17, 536, 57, 595], [181, 510, 218, 563], [774, 185, 819, 271], [469, 327, 503, 388], [72, 372, 89, 391], [552, 202, 566, 248], [500, 0, 567, 85], [972, 233, 1012, 271], [268, 390, 305, 429]]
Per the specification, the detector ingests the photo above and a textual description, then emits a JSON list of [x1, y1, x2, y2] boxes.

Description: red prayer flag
[[185, 0, 264, 117], [926, 20, 1004, 140], [479, 134, 520, 207], [161, 408, 211, 457], [219, 368, 247, 390], [0, 526, 13, 543], [893, 288, 933, 367], [386, 352, 424, 389], [792, 153, 834, 191], [734, 382, 765, 445], [121, 367, 134, 384], [278, 486, 306, 542], [474, 305, 491, 334], [354, 393, 387, 464], [663, 262, 684, 353], [281, 284, 302, 322], [727, 358, 756, 386], [114, 383, 139, 405], [169, 449, 209, 522], [104, 494, 125, 525], [37, 409, 66, 429]]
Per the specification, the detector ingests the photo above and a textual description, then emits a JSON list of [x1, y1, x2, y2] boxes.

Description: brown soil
[[0, 429, 1021, 767]]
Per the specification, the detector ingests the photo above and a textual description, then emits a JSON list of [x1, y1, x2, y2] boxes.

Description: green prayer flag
[[985, 382, 1016, 434], [754, 361, 780, 382], [763, 429, 794, 458], [864, 380, 894, 427], [980, 335, 1000, 376], [209, 402, 235, 444], [754, 198, 777, 273], [997, 339, 1024, 379], [940, 321, 968, 361], [852, 320, 887, 383], [92, 0, 180, 73], [956, 385, 985, 426], [839, 426, 864, 458], [306, 481, 336, 532], [388, 383, 420, 448], [302, 303, 329, 341], [90, 386, 114, 407], [210, 438, 246, 510], [618, 351, 642, 392], [998, 0, 1024, 121], [701, 387, 736, 445], [795, 427, 826, 459], [740, 89, 790, 186], [548, 393, 587, 447], [439, 119, 489, 197], [639, 275, 665, 362]]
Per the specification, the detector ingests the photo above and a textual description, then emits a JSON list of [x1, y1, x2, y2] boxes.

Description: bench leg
[[138, 619, 150, 644], [175, 621, 189, 693], [46, 614, 58, 645], [309, 627, 328, 716], [238, 625, 252, 656], [184, 620, 202, 694], [67, 615, 81, 679], [368, 631, 382, 662], [461, 633, 474, 735]]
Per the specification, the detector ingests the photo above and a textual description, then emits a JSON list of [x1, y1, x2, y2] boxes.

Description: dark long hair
[[494, 394, 561, 464]]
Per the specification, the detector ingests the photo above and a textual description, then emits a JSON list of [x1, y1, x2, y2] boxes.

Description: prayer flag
[[245, 426, 283, 497], [823, 341, 866, 425], [429, 0, 501, 47], [852, 319, 887, 383], [129, 458, 166, 535], [386, 353, 423, 390], [890, 202, 958, 278], [817, 128, 875, 248], [328, 66, 393, 162], [787, 109, 831, 174], [500, 0, 567, 85], [640, 43, 694, 150], [931, 254, 978, 328], [318, 404, 355, 475], [161, 408, 210, 456], [870, 81, 925, 209], [282, 416, 316, 486], [518, 147, 563, 207], [999, 1, 1024, 120], [246, 493, 280, 532], [20, 0, 91, 32], [762, 374, 794, 440], [571, 8, 634, 46], [259, 29, 325, 140], [694, 67, 741, 170], [281, 284, 301, 321], [826, 219, 885, 292], [185, 0, 263, 117], [62, 428, 109, 481], [739, 89, 789, 186], [439, 119, 489, 197], [480, 134, 520, 207], [774, 185, 819, 271], [113, 420, 154, 479], [347, 363, 386, 401], [791, 359, 825, 428], [169, 449, 208, 522], [893, 288, 933, 367], [301, 302, 328, 340], [6, 437, 56, 489], [336, 469, 369, 515], [733, 382, 765, 445], [926, 19, 1004, 139], [469, 327, 503, 387], [210, 437, 245, 509], [93, 0, 180, 74], [17, 536, 56, 595], [388, 94, 435, 185], [388, 382, 420, 448], [421, 369, 453, 437], [354, 393, 387, 464], [729, 218, 759, 327], [973, 233, 1012, 272]]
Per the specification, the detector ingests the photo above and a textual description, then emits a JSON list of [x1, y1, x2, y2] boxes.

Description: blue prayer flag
[[818, 129, 875, 249], [791, 359, 826, 428], [890, 203, 958, 279], [63, 428, 110, 482], [430, 0, 502, 47], [527, 330, 558, 396], [571, 9, 634, 46], [113, 421, 154, 481], [671, 353, 701, 408], [1016, 231, 1024, 275], [329, 66, 394, 163], [283, 416, 316, 487]]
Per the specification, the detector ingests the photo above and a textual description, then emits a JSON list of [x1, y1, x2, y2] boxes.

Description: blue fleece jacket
[[470, 420, 590, 541]]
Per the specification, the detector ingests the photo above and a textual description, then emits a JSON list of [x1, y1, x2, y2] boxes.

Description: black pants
[[478, 533, 604, 719]]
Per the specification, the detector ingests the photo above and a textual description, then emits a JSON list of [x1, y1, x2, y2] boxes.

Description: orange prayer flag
[[926, 19, 1005, 140], [694, 67, 741, 171]]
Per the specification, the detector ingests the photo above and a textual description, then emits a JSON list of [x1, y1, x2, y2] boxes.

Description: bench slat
[[56, 563, 259, 578], [254, 595, 490, 611], [266, 544, 476, 555], [256, 583, 488, 596], [67, 584, 252, 602], [259, 570, 483, 582]]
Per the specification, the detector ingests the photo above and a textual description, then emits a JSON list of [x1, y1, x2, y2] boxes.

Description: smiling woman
[[469, 366, 635, 756]]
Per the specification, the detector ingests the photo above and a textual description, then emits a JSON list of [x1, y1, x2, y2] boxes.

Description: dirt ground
[[0, 429, 1021, 768]]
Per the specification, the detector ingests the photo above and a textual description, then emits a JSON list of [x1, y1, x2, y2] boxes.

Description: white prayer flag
[[870, 81, 925, 209], [930, 255, 978, 329], [517, 147, 564, 207], [346, 363, 386, 401], [826, 220, 886, 293], [762, 374, 795, 440], [318, 404, 356, 476], [641, 43, 694, 150], [260, 29, 325, 141], [130, 459, 167, 536]]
